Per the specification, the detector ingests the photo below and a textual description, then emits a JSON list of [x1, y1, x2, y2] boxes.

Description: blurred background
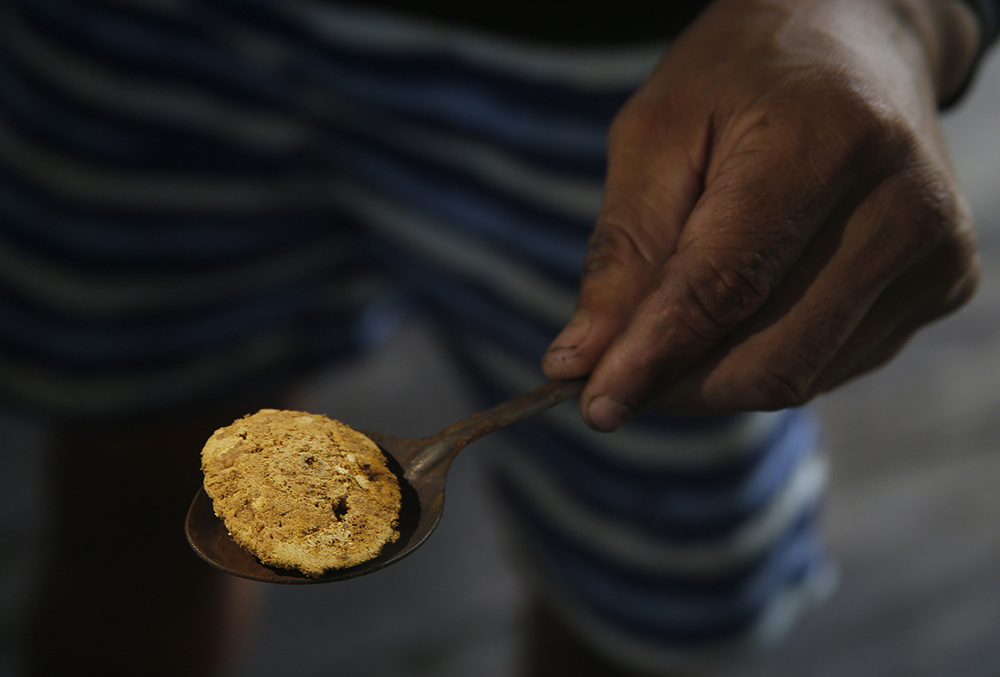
[[1, 33, 997, 677], [232, 54, 1000, 676]]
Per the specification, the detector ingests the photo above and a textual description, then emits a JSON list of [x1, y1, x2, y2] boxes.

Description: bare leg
[[24, 399, 276, 676]]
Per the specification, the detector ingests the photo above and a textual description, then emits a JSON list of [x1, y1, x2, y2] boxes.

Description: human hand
[[542, 0, 982, 430]]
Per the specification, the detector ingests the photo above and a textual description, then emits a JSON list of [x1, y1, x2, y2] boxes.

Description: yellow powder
[[201, 409, 401, 576]]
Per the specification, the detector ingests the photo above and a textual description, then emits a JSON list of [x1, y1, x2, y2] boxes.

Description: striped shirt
[[10, 0, 995, 671]]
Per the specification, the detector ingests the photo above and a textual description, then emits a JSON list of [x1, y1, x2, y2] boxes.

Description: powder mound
[[201, 409, 401, 576]]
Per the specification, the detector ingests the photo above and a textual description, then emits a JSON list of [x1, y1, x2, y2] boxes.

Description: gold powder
[[202, 409, 401, 576]]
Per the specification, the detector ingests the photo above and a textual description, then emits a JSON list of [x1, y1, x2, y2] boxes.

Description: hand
[[542, 0, 982, 430]]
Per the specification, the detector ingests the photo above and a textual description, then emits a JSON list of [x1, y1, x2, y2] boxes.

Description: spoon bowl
[[185, 379, 585, 584]]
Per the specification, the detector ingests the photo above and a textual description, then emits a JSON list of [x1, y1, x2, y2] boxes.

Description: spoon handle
[[410, 379, 586, 474]]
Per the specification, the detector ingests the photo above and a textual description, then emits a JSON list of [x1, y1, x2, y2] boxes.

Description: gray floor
[[237, 54, 1000, 677]]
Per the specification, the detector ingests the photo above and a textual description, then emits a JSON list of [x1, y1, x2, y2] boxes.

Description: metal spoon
[[185, 378, 585, 584]]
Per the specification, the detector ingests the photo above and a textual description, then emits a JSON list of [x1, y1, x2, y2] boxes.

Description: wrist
[[887, 0, 982, 105]]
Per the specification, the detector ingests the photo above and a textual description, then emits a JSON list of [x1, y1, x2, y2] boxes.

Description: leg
[[24, 399, 274, 676], [527, 599, 636, 677], [527, 599, 703, 677]]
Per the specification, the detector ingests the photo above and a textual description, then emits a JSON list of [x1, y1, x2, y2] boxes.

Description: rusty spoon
[[185, 378, 585, 584]]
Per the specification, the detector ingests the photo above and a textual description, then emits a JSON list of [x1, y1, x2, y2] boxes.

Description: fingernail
[[584, 395, 636, 432], [547, 312, 591, 353]]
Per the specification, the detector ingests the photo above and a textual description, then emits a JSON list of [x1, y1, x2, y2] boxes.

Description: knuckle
[[953, 257, 981, 306], [742, 349, 817, 411], [680, 247, 777, 334], [583, 215, 655, 277], [861, 131, 976, 276], [935, 219, 979, 282], [885, 162, 977, 275], [809, 80, 918, 165], [608, 98, 667, 151], [900, 169, 967, 249], [937, 250, 981, 316], [582, 228, 619, 277], [841, 101, 910, 165], [747, 84, 903, 180]]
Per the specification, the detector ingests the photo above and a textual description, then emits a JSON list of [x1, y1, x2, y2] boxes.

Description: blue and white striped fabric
[[0, 0, 835, 671]]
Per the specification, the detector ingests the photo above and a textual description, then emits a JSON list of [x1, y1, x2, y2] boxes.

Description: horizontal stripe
[[0, 326, 297, 416], [533, 557, 837, 674], [0, 115, 342, 212], [0, 280, 400, 417], [526, 519, 822, 634], [352, 109, 606, 219], [498, 412, 818, 535], [292, 48, 611, 158], [291, 79, 609, 213], [0, 216, 368, 316], [336, 181, 580, 324], [0, 271, 387, 365], [0, 52, 143, 159], [2, 3, 309, 155], [0, 180, 335, 265], [99, 0, 188, 15], [268, 0, 668, 87], [326, 135, 593, 275], [493, 449, 827, 575]]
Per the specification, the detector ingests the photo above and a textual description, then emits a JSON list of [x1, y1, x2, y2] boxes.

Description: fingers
[[573, 108, 874, 430], [812, 235, 979, 393], [542, 98, 705, 382], [656, 266, 975, 415], [651, 171, 978, 415]]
